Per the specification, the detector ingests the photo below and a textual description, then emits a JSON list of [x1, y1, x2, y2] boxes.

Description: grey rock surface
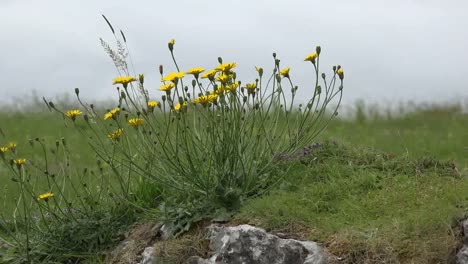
[[457, 220, 468, 264], [189, 224, 328, 264], [139, 247, 157, 264]]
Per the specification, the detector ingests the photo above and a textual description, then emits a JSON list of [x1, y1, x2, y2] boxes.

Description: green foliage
[[236, 141, 468, 263]]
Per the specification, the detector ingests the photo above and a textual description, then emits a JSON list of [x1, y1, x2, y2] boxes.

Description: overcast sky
[[1, 0, 467, 109]]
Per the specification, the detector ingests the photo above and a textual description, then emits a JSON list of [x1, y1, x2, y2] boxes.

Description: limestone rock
[[189, 224, 328, 264], [139, 247, 157, 264]]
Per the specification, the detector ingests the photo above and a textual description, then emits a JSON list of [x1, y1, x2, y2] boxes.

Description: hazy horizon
[[1, 0, 467, 108]]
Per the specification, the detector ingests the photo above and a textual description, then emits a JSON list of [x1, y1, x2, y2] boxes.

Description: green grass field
[[1, 103, 467, 263]]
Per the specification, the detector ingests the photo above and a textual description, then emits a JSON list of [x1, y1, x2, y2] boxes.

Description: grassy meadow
[[1, 102, 467, 263]]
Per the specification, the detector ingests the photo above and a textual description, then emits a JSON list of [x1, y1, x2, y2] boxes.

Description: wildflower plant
[[51, 18, 345, 228]]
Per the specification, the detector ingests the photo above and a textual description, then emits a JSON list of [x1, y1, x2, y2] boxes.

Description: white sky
[[1, 0, 467, 108]]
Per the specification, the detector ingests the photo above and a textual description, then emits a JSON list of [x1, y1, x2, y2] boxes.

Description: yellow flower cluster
[[104, 108, 121, 120]]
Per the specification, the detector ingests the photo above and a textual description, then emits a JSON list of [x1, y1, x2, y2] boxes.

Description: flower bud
[[84, 114, 89, 122], [139, 74, 145, 85], [272, 52, 276, 58], [48, 101, 55, 109], [316, 46, 321, 55], [120, 91, 126, 99], [243, 96, 248, 103], [332, 66, 337, 72], [192, 79, 196, 87], [159, 65, 164, 75], [275, 59, 280, 67], [90, 104, 94, 109], [321, 73, 326, 79], [184, 86, 188, 92], [74, 88, 80, 96], [316, 85, 322, 94], [218, 57, 223, 64], [162, 95, 167, 101], [168, 39, 175, 51]]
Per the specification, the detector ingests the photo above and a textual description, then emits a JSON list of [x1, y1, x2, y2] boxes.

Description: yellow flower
[[104, 108, 121, 120], [193, 95, 218, 105], [112, 76, 137, 86], [168, 39, 175, 51], [128, 118, 144, 127], [280, 67, 290, 78], [216, 62, 237, 72], [225, 83, 239, 93], [304, 52, 318, 62], [14, 158, 26, 167], [66, 110, 82, 120], [7, 142, 17, 152], [173, 101, 188, 112], [336, 68, 344, 80], [216, 73, 232, 84], [38, 192, 54, 201], [245, 83, 257, 94], [255, 66, 263, 77], [187, 67, 205, 78], [108, 128, 124, 141], [162, 72, 185, 82], [201, 69, 218, 80], [147, 101, 160, 108], [159, 83, 176, 92], [0, 147, 9, 155]]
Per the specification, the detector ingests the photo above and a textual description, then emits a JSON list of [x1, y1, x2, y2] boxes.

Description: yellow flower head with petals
[[66, 110, 82, 120], [162, 72, 185, 83], [104, 108, 121, 120], [216, 73, 232, 84], [225, 83, 239, 93], [173, 101, 188, 112], [147, 101, 160, 108], [187, 67, 205, 78], [128, 118, 144, 127], [159, 83, 176, 92], [38, 192, 54, 201], [108, 129, 124, 141], [193, 95, 218, 105], [7, 142, 17, 152], [0, 147, 9, 155], [245, 83, 257, 92], [280, 67, 290, 78], [14, 158, 26, 167], [216, 62, 237, 73], [201, 69, 218, 80], [113, 76, 137, 86], [304, 52, 318, 62]]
